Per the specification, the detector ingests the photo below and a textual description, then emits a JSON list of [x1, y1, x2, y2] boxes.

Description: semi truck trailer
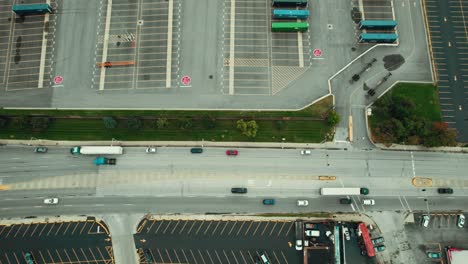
[[320, 187, 369, 195], [70, 146, 123, 155]]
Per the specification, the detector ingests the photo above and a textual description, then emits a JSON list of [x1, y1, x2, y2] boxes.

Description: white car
[[297, 200, 309, 206], [421, 214, 430, 228], [363, 199, 375, 205], [457, 214, 465, 228], [326, 230, 334, 243], [300, 150, 311, 155], [295, 240, 303, 251], [43, 198, 59, 205], [146, 147, 157, 153]]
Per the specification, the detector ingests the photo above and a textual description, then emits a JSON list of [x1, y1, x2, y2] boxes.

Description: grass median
[[0, 96, 334, 143]]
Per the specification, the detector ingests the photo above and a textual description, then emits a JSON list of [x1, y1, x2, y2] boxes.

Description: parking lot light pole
[[281, 138, 285, 149]]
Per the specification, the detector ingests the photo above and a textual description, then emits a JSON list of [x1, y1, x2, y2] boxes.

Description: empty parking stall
[[0, 219, 114, 263], [95, 0, 181, 90], [135, 219, 300, 264], [223, 0, 312, 95]]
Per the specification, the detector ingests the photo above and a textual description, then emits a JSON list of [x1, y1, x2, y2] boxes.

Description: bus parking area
[[95, 0, 182, 90], [0, 0, 57, 91], [223, 0, 312, 95], [135, 218, 300, 264], [0, 218, 114, 263]]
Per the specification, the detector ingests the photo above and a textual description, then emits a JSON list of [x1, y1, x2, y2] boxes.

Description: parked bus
[[12, 4, 52, 15], [359, 20, 397, 30], [359, 33, 398, 43], [272, 0, 308, 8], [271, 22, 308, 32], [272, 9, 309, 19]]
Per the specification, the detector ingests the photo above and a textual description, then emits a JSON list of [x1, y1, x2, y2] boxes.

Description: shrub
[[127, 116, 142, 130], [103, 116, 118, 129]]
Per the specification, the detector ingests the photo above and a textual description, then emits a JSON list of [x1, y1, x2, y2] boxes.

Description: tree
[[0, 117, 8, 128], [327, 111, 340, 126], [103, 117, 117, 129], [274, 120, 286, 131], [201, 115, 217, 129], [156, 117, 169, 129], [13, 116, 30, 129], [236, 119, 258, 138], [30, 117, 50, 130], [178, 118, 193, 130], [423, 122, 457, 147], [127, 116, 142, 130]]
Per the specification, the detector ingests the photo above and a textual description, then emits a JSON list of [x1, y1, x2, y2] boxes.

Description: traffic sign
[[313, 49, 322, 57], [53, 75, 63, 85], [181, 75, 191, 86]]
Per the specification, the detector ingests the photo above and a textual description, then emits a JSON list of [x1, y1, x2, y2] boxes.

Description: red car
[[226, 150, 238, 156]]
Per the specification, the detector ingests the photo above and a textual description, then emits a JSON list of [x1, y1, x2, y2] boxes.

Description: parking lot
[[406, 213, 468, 264], [135, 219, 300, 264], [95, 0, 182, 90], [0, 0, 57, 91], [356, 0, 395, 20], [424, 0, 468, 142], [223, 0, 312, 95], [0, 218, 114, 263]]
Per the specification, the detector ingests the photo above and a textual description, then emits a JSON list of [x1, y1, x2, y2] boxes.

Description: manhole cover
[[327, 24, 333, 30], [137, 20, 144, 26]]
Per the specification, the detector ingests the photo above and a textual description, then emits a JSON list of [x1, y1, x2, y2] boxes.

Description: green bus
[[271, 22, 309, 32]]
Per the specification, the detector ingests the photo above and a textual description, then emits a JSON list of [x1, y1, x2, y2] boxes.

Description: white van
[[421, 214, 430, 227], [363, 199, 375, 205]]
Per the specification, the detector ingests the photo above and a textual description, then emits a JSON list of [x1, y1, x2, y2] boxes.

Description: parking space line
[[174, 249, 182, 264], [165, 0, 174, 88], [181, 249, 189, 263], [268, 222, 278, 236], [171, 220, 181, 235], [214, 250, 223, 264], [222, 250, 231, 264], [211, 221, 221, 235], [54, 222, 64, 236], [21, 224, 31, 237], [198, 249, 207, 264], [97, 247, 108, 262], [157, 249, 165, 263], [163, 221, 173, 234], [0, 225, 6, 236], [12, 253, 19, 264], [71, 248, 80, 263], [231, 250, 240, 264], [87, 248, 98, 262], [195, 221, 205, 235], [13, 224, 23, 238], [165, 248, 173, 263], [276, 222, 287, 237], [30, 224, 40, 237], [4, 253, 11, 264], [154, 221, 165, 234], [273, 251, 281, 264], [146, 220, 155, 234], [219, 221, 229, 236], [206, 249, 215, 264], [203, 221, 213, 236], [243, 221, 253, 236], [260, 222, 270, 236], [55, 248, 64, 263], [189, 249, 198, 264], [239, 250, 248, 264], [235, 221, 246, 236], [38, 250, 47, 263], [148, 248, 157, 263], [46, 249, 54, 262], [284, 222, 294, 236], [5, 225, 14, 238], [228, 221, 237, 236], [64, 248, 73, 263], [179, 221, 189, 234], [280, 250, 289, 264], [79, 221, 88, 235], [61, 222, 71, 236], [251, 222, 261, 236]]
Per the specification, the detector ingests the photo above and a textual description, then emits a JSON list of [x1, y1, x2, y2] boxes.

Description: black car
[[438, 188, 453, 194], [231, 187, 247, 194]]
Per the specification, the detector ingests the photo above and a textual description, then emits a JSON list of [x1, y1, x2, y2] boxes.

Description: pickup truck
[[94, 157, 116, 166]]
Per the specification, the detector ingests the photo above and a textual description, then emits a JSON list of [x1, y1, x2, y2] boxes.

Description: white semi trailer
[[70, 146, 123, 155]]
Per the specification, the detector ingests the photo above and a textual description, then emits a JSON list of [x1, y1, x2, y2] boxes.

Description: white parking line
[[99, 0, 113, 91], [228, 0, 236, 95], [166, 0, 174, 88]]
